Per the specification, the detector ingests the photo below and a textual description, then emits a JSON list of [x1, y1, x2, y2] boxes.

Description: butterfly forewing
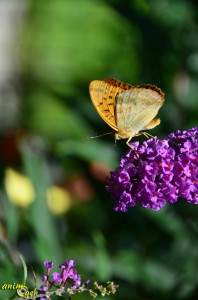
[[116, 87, 164, 132], [89, 79, 133, 130]]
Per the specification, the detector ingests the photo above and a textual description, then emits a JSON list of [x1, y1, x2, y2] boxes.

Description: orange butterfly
[[89, 78, 165, 147]]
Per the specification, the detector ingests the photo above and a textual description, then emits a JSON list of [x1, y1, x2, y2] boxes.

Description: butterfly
[[89, 78, 165, 147]]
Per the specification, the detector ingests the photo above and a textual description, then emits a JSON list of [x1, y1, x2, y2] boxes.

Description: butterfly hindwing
[[115, 87, 164, 132]]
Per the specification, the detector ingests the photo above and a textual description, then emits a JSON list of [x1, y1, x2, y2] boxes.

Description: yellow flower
[[5, 168, 35, 208], [47, 186, 71, 215]]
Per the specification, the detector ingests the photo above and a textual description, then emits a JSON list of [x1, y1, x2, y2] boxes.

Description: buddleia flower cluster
[[106, 127, 198, 211], [38, 260, 118, 299]]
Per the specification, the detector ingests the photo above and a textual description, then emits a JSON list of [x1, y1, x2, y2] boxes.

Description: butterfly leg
[[126, 136, 134, 147], [141, 118, 161, 139], [141, 132, 154, 139], [126, 132, 143, 147], [126, 136, 139, 159], [126, 132, 153, 146]]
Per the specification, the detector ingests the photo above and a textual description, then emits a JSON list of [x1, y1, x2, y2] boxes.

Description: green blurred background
[[0, 0, 198, 299]]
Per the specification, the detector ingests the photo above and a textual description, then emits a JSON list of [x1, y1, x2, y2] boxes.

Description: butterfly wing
[[89, 78, 133, 131], [116, 85, 164, 133]]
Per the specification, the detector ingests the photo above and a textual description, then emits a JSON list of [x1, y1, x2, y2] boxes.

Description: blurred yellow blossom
[[47, 186, 71, 215], [5, 168, 35, 208]]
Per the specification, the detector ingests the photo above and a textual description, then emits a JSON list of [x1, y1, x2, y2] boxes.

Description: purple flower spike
[[106, 127, 198, 211], [40, 258, 91, 298]]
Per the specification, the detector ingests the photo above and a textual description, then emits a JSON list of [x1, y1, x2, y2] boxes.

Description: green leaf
[[20, 255, 27, 284], [24, 90, 88, 140], [20, 0, 140, 94], [56, 139, 118, 168]]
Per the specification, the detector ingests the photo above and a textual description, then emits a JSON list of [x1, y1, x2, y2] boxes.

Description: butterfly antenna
[[87, 132, 113, 139]]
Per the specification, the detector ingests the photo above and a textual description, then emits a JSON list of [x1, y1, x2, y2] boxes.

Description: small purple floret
[[42, 275, 48, 282], [43, 261, 54, 270], [106, 127, 198, 211], [52, 272, 62, 284]]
